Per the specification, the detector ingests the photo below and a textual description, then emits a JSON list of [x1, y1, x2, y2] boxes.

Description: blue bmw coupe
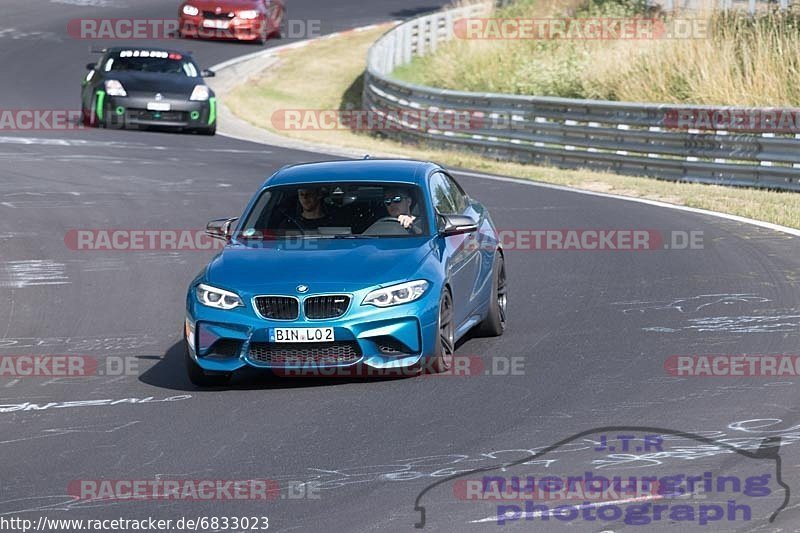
[[184, 159, 506, 385]]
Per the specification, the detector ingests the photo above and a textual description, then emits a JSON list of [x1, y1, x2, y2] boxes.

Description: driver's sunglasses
[[383, 195, 406, 206]]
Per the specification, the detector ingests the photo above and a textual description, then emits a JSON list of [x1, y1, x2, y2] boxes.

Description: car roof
[[264, 159, 441, 188], [103, 46, 193, 57]]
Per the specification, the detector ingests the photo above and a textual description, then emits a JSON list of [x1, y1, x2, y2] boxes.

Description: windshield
[[103, 50, 200, 77], [239, 182, 430, 238]]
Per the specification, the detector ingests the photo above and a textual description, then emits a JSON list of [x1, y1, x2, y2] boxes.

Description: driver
[[382, 187, 417, 230]]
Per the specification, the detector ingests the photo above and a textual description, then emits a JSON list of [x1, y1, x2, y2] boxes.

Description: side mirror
[[440, 215, 478, 236], [201, 69, 216, 78], [86, 63, 96, 71], [206, 217, 238, 240]]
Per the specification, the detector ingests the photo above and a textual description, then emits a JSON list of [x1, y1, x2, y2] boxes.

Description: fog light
[[206, 339, 243, 359], [190, 110, 200, 120], [115, 106, 125, 116]]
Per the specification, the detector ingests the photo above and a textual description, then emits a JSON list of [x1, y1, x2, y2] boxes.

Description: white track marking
[[0, 260, 69, 288], [453, 170, 800, 238]]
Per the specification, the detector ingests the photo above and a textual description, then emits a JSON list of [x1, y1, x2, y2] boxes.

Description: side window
[[428, 173, 457, 215], [241, 190, 273, 231], [444, 174, 469, 212]]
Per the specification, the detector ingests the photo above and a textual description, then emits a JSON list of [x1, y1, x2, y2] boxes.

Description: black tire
[[82, 99, 100, 127], [475, 252, 507, 337], [185, 341, 231, 387], [198, 123, 216, 136], [431, 289, 455, 373], [101, 103, 111, 128]]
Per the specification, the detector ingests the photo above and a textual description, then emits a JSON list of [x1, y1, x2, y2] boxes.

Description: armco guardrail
[[649, 0, 791, 13], [363, 2, 800, 191]]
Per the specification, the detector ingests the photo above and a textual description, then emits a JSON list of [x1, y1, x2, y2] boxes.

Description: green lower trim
[[95, 90, 106, 120], [208, 97, 217, 126]]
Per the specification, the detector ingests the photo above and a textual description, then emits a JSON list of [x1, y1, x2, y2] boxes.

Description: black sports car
[[81, 47, 217, 135]]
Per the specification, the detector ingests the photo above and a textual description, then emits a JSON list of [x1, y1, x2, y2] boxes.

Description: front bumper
[[186, 288, 440, 375], [179, 15, 270, 41], [102, 94, 215, 129]]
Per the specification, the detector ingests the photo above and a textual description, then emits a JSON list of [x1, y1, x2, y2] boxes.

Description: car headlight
[[104, 79, 127, 97], [182, 4, 199, 16], [238, 10, 259, 19], [363, 280, 429, 308], [196, 284, 243, 310], [190, 85, 210, 101]]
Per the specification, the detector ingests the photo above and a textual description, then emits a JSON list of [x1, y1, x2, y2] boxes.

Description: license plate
[[269, 327, 334, 343], [147, 102, 171, 111], [203, 19, 230, 29]]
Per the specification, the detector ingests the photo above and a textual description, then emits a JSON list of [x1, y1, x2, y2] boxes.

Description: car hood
[[108, 72, 203, 97], [204, 237, 436, 294]]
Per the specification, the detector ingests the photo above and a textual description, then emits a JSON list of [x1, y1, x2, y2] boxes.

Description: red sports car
[[179, 0, 285, 43]]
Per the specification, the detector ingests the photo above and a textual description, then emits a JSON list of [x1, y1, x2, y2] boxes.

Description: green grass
[[395, 0, 800, 106]]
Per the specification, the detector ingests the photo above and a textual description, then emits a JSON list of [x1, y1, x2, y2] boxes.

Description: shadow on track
[[138, 339, 444, 392]]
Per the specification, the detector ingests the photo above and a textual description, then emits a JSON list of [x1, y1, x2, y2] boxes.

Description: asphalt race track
[[1, 1, 800, 532]]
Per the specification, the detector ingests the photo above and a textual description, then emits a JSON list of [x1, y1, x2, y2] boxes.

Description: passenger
[[282, 187, 332, 230], [298, 187, 326, 222]]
